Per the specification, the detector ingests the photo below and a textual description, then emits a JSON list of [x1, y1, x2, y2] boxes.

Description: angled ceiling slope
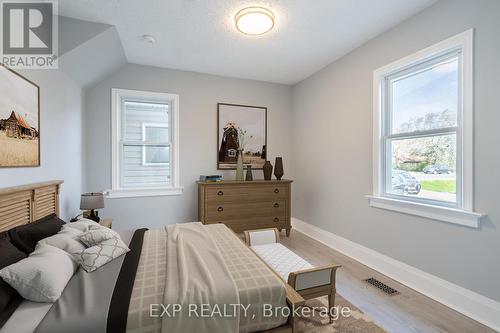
[[58, 16, 127, 88]]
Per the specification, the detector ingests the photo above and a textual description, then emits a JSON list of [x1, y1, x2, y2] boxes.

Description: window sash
[[382, 132, 459, 208], [118, 97, 173, 189], [121, 98, 170, 139], [380, 51, 463, 209], [385, 50, 461, 137], [119, 142, 172, 188]]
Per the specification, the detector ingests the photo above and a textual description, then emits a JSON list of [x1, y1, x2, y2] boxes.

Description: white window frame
[[368, 29, 484, 228], [107, 88, 182, 198], [141, 123, 169, 166]]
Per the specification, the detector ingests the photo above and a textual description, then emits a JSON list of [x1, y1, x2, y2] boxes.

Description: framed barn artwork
[[217, 103, 267, 170], [0, 64, 40, 167]]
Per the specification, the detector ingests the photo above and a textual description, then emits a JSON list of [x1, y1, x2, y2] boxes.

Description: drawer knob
[[217, 190, 224, 196], [274, 188, 280, 194], [273, 217, 280, 222], [217, 206, 224, 212], [273, 203, 280, 208]]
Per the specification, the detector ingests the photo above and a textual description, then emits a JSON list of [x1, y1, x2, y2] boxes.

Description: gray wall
[[85, 64, 293, 230], [291, 0, 500, 301], [0, 69, 83, 221]]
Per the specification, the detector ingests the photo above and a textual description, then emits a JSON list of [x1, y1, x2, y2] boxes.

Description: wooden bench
[[244, 228, 341, 322]]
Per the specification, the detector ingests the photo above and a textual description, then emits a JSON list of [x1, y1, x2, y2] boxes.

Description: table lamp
[[80, 192, 104, 222]]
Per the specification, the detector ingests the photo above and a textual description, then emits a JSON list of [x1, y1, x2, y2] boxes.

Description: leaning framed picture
[[0, 64, 40, 167], [218, 103, 267, 170]]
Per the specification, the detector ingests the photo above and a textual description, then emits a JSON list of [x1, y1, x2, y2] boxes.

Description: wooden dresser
[[198, 180, 292, 236]]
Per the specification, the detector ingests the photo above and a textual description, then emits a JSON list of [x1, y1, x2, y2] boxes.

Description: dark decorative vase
[[245, 165, 253, 181], [274, 157, 284, 180], [263, 161, 273, 180]]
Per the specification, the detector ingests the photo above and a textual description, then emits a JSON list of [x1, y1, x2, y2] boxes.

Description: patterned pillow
[[72, 237, 129, 273], [79, 225, 119, 247]]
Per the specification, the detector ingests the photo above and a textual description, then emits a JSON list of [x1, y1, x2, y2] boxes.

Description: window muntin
[[382, 51, 461, 207]]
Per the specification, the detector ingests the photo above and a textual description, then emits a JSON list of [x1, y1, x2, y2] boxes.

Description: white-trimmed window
[[108, 89, 182, 198], [369, 29, 483, 227]]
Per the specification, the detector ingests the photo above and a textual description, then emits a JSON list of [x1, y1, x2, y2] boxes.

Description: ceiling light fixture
[[235, 7, 275, 36]]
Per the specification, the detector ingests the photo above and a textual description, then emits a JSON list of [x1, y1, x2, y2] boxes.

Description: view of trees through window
[[387, 55, 459, 203]]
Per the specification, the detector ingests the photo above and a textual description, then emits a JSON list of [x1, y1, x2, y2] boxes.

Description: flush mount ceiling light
[[235, 7, 275, 36]]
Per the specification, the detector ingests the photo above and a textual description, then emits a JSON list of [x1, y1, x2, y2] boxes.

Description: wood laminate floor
[[279, 229, 494, 333]]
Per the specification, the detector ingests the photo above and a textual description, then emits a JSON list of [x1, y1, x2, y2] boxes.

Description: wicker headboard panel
[[0, 180, 63, 233]]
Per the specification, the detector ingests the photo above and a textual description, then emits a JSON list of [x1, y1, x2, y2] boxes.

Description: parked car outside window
[[391, 173, 405, 195], [392, 170, 421, 195], [423, 165, 452, 174]]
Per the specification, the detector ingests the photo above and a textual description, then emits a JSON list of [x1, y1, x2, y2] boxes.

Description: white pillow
[[38, 226, 87, 254], [65, 218, 99, 232], [61, 224, 84, 235], [0, 244, 77, 302], [73, 237, 129, 273], [79, 225, 119, 247]]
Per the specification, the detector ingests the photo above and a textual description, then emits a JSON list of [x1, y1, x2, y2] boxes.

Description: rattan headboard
[[0, 180, 63, 233]]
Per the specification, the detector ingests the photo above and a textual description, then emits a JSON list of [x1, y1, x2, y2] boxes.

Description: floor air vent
[[364, 278, 400, 296]]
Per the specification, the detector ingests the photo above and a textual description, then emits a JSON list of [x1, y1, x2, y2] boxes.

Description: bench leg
[[328, 292, 335, 323], [292, 310, 298, 333], [285, 228, 291, 237]]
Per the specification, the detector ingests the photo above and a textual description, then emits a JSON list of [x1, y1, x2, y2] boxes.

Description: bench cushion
[[252, 243, 313, 281]]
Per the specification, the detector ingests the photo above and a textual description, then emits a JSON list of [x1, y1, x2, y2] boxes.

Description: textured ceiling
[[58, 0, 436, 84]]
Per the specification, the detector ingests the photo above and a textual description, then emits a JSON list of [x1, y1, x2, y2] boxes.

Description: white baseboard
[[291, 218, 500, 331]]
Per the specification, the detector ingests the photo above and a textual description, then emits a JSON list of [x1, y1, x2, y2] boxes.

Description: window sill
[[105, 187, 184, 199], [366, 195, 484, 228]]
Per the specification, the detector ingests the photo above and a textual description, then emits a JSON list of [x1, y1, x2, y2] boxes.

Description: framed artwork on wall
[[0, 64, 40, 167], [217, 103, 267, 170]]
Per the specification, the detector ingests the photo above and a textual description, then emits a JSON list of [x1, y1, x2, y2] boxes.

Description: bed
[[0, 181, 303, 333]]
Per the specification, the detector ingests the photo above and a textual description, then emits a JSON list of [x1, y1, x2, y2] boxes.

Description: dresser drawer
[[206, 200, 286, 220], [205, 184, 288, 204], [205, 216, 288, 233]]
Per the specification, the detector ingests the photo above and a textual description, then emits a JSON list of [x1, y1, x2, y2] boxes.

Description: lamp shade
[[80, 192, 104, 210]]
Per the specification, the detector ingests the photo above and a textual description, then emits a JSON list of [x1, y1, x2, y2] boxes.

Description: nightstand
[[99, 218, 113, 229]]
